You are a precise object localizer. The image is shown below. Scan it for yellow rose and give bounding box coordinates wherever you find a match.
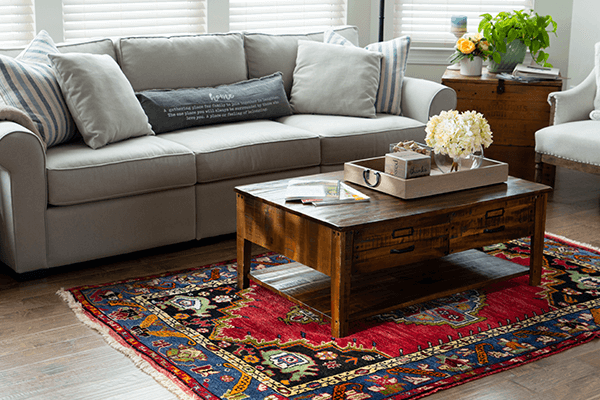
[478,40,490,52]
[456,38,476,54]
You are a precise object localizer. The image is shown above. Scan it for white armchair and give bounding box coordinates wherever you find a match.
[534,68,600,185]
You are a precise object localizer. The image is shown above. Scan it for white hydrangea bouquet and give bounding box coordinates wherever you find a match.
[425,110,493,172]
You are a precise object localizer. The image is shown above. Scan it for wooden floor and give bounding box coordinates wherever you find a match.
[1,167,599,400]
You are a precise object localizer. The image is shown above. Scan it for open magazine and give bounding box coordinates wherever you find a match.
[285,179,369,206]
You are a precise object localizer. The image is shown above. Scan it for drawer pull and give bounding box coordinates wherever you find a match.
[362,169,381,188]
[485,208,505,218]
[484,226,505,234]
[392,227,414,238]
[390,245,415,254]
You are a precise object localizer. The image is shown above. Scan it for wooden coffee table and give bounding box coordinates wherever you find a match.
[235,171,551,337]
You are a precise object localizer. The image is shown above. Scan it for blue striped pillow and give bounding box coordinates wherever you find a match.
[0,31,78,147]
[324,30,411,116]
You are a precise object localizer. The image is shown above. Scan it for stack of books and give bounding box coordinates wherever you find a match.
[511,63,560,80]
[285,179,369,206]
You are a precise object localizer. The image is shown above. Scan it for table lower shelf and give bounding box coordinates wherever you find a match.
[249,249,530,323]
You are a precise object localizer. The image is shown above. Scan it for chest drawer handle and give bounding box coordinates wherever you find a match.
[484,225,505,234]
[362,169,381,188]
[486,208,505,218]
[390,245,415,254]
[392,227,414,238]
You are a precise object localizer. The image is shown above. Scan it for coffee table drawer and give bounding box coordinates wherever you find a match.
[352,235,449,274]
[449,197,535,252]
[353,214,449,251]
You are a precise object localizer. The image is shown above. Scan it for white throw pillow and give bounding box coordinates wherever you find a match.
[290,41,382,118]
[49,53,154,149]
[324,30,411,116]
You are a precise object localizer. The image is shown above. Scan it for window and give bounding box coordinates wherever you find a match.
[229,0,346,33]
[0,0,35,47]
[394,0,534,48]
[62,0,207,41]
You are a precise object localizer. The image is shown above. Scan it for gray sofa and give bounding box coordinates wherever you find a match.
[0,26,456,274]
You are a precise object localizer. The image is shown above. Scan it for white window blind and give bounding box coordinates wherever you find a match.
[63,0,207,41]
[394,0,534,47]
[229,0,346,34]
[0,0,35,47]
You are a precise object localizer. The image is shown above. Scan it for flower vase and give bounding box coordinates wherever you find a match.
[460,57,483,76]
[434,146,484,173]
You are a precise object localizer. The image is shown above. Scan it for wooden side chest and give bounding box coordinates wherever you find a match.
[441,69,562,181]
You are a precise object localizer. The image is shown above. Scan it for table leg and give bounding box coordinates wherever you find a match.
[237,235,252,289]
[529,193,548,286]
[331,231,352,338]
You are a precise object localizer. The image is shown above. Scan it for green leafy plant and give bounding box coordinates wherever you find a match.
[478,9,557,67]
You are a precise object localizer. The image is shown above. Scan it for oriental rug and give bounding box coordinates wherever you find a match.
[58,234,600,400]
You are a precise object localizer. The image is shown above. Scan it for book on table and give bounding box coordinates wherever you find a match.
[285,179,369,206]
[512,64,560,79]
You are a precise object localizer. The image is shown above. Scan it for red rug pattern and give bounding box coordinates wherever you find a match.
[60,234,600,399]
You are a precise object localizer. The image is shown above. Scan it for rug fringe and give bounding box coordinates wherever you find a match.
[545,232,600,253]
[56,289,200,400]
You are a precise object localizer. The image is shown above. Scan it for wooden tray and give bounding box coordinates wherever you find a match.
[344,156,509,199]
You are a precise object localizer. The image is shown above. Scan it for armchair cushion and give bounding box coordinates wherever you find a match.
[548,70,596,125]
[535,121,600,167]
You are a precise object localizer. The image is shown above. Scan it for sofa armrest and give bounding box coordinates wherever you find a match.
[549,69,596,125]
[401,77,457,124]
[0,121,48,274]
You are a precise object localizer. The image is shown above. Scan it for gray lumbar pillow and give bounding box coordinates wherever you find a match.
[49,53,154,149]
[136,72,292,134]
[290,40,382,118]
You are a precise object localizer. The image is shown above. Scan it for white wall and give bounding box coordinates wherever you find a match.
[568,0,600,87]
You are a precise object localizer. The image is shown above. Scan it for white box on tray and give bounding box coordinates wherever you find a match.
[384,150,431,179]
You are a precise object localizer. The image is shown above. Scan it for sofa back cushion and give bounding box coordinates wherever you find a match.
[57,38,117,60]
[0,38,116,59]
[117,33,247,91]
[243,26,359,97]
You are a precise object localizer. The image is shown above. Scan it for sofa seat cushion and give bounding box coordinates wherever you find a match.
[46,136,196,206]
[158,119,320,183]
[535,121,600,166]
[278,114,426,166]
